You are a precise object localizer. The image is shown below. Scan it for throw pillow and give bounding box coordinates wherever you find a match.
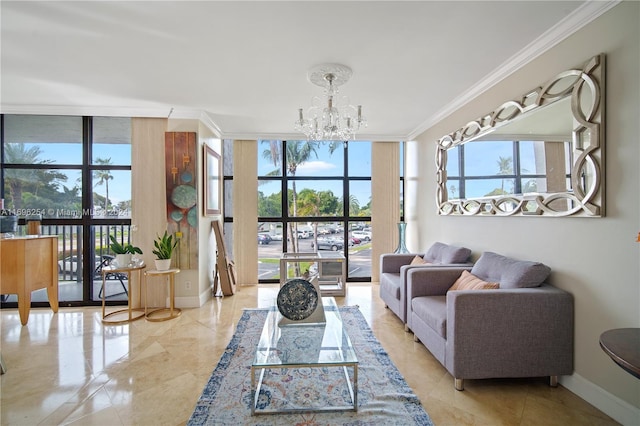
[449,270,499,291]
[410,255,427,265]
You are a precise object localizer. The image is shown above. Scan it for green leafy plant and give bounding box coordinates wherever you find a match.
[109,235,143,255]
[152,231,178,260]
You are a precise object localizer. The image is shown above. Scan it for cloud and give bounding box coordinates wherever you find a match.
[297,161,337,174]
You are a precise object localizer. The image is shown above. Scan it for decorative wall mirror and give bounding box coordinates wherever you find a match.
[436,54,605,217]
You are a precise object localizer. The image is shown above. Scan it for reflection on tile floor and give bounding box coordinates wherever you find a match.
[2,278,129,304]
[0,284,619,425]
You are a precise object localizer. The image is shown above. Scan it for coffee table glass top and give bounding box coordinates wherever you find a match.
[253,297,358,368]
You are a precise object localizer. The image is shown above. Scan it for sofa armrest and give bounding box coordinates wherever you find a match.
[446,284,574,378]
[406,266,472,299]
[380,253,425,274]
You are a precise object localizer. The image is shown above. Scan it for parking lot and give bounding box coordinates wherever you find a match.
[257,234,372,280]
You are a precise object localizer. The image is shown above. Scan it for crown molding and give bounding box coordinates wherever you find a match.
[0,104,224,137]
[407,0,621,141]
[0,104,402,141]
[220,132,405,142]
[0,104,175,118]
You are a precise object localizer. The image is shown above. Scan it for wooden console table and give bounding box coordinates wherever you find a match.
[599,328,640,379]
[0,236,59,325]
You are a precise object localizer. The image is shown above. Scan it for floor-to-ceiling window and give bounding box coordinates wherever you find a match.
[254,140,372,282]
[1,115,133,306]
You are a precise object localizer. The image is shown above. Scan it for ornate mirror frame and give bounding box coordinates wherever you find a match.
[436,54,605,217]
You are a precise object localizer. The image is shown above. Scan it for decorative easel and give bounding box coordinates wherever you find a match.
[211,220,236,296]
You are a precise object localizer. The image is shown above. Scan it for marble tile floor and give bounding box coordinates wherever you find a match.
[1,283,618,425]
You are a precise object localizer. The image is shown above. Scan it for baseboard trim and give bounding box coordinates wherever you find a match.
[174,288,212,308]
[560,373,640,425]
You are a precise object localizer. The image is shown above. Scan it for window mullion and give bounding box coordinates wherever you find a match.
[82,116,92,301]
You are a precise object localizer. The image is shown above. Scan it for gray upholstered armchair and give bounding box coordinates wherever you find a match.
[379,242,472,328]
[407,251,574,390]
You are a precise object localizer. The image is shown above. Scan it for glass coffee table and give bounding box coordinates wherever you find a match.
[251,297,358,415]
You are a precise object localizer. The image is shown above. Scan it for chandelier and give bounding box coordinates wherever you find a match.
[294,63,367,141]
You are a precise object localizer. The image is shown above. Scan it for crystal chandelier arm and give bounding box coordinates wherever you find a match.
[295,63,366,141]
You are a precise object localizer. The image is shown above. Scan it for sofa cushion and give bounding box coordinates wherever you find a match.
[380,273,401,300]
[424,242,471,264]
[410,255,428,265]
[412,296,447,338]
[471,251,551,288]
[449,270,499,291]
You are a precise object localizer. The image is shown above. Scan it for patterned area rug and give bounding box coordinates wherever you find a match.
[188,306,433,425]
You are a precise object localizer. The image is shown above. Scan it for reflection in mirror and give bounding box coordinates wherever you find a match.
[436,54,605,217]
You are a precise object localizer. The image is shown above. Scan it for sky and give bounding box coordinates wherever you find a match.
[23,140,376,209]
[257,141,374,209]
[19,142,132,204]
[446,140,570,198]
[23,138,562,207]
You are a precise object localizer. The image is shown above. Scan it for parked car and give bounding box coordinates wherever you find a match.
[349,236,361,246]
[269,233,283,241]
[312,238,344,251]
[351,230,372,241]
[297,230,309,239]
[257,234,272,245]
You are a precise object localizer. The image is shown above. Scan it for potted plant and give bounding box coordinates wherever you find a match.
[109,235,143,267]
[152,231,177,271]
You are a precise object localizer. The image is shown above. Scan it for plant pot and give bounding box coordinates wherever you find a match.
[115,253,132,268]
[154,259,172,271]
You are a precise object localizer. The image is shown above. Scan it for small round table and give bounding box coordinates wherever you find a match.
[101,263,146,325]
[599,328,640,379]
[144,268,181,322]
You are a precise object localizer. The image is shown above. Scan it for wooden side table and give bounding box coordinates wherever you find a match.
[599,328,640,379]
[144,268,181,322]
[101,263,146,324]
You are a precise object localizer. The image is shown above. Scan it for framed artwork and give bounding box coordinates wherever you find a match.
[204,144,221,216]
[164,132,198,269]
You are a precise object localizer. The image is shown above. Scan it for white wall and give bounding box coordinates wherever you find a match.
[197,122,222,305]
[407,2,639,424]
[132,118,220,308]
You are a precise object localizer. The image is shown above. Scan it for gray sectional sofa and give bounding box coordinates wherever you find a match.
[380,242,472,327]
[407,251,574,390]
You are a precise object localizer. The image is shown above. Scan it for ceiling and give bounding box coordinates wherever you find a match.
[0,1,614,141]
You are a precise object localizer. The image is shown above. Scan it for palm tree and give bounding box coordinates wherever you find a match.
[4,143,53,210]
[93,157,114,213]
[297,189,322,250]
[342,194,360,216]
[496,156,513,194]
[262,140,342,258]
